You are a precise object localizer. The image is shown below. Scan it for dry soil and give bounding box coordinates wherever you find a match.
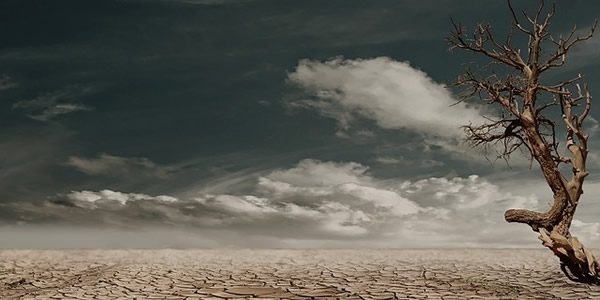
[1,249,599,299]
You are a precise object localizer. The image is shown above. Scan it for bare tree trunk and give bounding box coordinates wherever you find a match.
[503,91,599,283]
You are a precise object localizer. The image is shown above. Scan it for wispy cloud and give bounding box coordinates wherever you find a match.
[376,156,445,168]
[0,74,18,90]
[12,86,93,121]
[28,104,91,121]
[67,153,172,179]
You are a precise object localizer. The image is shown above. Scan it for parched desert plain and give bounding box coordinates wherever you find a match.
[1,249,599,299]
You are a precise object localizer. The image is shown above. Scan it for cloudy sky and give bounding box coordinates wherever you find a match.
[2,0,600,248]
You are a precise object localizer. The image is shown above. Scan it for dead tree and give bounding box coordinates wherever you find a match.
[449,1,599,283]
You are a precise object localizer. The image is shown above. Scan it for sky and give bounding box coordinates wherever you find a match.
[1,0,600,248]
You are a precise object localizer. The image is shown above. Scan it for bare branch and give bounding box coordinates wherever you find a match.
[538,74,584,95]
[578,84,592,124]
[540,21,598,73]
[508,0,533,35]
[455,71,524,117]
[448,18,527,71]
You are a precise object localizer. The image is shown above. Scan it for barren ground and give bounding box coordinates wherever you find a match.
[1,249,599,299]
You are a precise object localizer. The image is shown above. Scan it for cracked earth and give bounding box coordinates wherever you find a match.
[1,249,599,299]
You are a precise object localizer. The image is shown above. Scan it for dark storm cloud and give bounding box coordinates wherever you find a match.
[126,0,258,4]
[1,0,600,247]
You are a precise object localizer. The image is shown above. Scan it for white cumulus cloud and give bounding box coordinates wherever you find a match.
[288,57,485,138]
[66,189,178,208]
[45,159,556,247]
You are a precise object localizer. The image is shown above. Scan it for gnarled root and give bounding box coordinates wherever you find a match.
[538,228,600,284]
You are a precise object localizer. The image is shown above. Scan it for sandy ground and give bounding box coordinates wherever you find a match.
[1,249,599,299]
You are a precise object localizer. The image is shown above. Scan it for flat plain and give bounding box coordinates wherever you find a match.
[1,249,599,299]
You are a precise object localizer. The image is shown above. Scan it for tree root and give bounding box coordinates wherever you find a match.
[538,228,600,284]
